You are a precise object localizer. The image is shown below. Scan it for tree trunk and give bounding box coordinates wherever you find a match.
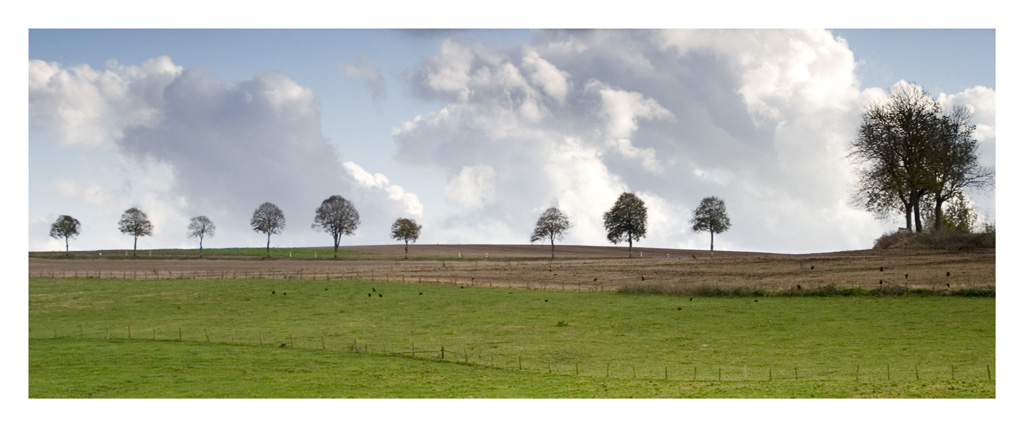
[266,233,271,256]
[404,240,409,259]
[550,233,555,259]
[628,232,633,258]
[913,202,923,233]
[710,231,715,253]
[904,203,913,231]
[933,197,946,232]
[133,235,138,257]
[199,235,204,258]
[65,237,69,255]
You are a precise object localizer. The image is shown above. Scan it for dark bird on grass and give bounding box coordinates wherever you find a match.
[378,294,382,297]
[283,293,286,296]
[368,293,372,297]
[641,275,645,281]
[280,343,286,347]
[545,299,549,302]
[419,292,423,295]
[677,307,682,310]
[946,272,951,277]
[372,288,376,292]
[271,290,275,294]
[754,300,758,302]
[593,278,598,281]
[689,297,693,301]
[797,285,801,290]
[810,266,814,270]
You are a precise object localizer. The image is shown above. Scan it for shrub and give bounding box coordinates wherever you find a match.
[873,229,995,250]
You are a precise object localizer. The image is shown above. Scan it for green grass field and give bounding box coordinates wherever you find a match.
[28,278,995,398]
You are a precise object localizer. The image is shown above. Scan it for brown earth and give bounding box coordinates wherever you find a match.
[28,244,995,292]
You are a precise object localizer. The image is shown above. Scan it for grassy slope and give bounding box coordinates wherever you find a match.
[28,278,995,398]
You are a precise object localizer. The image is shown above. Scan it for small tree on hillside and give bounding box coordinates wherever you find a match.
[690,196,731,254]
[530,207,571,259]
[603,192,648,258]
[390,218,422,259]
[312,195,360,259]
[251,202,286,256]
[118,207,154,257]
[49,215,81,256]
[187,216,216,257]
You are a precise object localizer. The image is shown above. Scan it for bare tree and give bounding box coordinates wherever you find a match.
[312,195,359,259]
[530,207,571,259]
[251,202,286,256]
[187,216,216,257]
[118,207,154,257]
[603,192,647,258]
[49,215,81,256]
[690,196,732,254]
[390,218,422,259]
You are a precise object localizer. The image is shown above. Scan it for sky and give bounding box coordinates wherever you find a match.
[25,27,998,254]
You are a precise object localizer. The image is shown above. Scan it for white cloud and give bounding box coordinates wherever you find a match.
[395,30,900,252]
[445,164,497,209]
[343,161,424,217]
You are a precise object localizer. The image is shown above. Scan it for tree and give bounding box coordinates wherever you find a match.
[924,104,994,231]
[49,215,81,256]
[690,196,732,254]
[118,207,154,257]
[850,82,993,233]
[311,195,359,259]
[251,202,286,256]
[390,218,422,259]
[187,216,216,257]
[603,192,647,258]
[850,82,940,232]
[530,207,571,258]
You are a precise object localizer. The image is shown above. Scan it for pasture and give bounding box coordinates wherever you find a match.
[29,273,995,398]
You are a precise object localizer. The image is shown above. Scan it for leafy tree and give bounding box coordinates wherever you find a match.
[850,82,993,233]
[118,207,154,257]
[49,215,81,256]
[187,216,216,257]
[924,104,993,231]
[850,82,940,232]
[690,196,731,253]
[390,218,422,259]
[530,207,571,258]
[312,195,359,259]
[251,202,286,256]
[603,192,647,258]
[922,190,980,234]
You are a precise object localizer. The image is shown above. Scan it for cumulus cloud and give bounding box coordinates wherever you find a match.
[393,29,912,252]
[30,57,423,249]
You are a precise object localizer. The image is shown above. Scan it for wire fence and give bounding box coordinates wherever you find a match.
[31,325,995,384]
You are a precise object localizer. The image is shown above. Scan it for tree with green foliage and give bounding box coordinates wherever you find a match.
[118,207,153,257]
[312,195,359,259]
[603,192,647,258]
[850,82,993,233]
[530,207,571,259]
[251,202,286,256]
[187,216,216,257]
[49,215,81,256]
[390,218,422,259]
[690,196,731,254]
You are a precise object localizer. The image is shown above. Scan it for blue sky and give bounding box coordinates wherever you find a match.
[26,28,998,254]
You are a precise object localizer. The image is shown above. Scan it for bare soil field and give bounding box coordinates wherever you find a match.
[29,244,995,292]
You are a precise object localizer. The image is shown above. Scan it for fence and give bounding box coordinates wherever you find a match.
[31,324,995,384]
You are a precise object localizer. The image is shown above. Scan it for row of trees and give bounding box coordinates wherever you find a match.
[50,193,729,259]
[531,193,731,258]
[49,195,423,259]
[850,83,993,233]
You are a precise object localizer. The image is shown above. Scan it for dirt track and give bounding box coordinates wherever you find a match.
[28,244,995,291]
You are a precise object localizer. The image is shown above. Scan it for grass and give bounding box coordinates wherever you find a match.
[29,278,995,398]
